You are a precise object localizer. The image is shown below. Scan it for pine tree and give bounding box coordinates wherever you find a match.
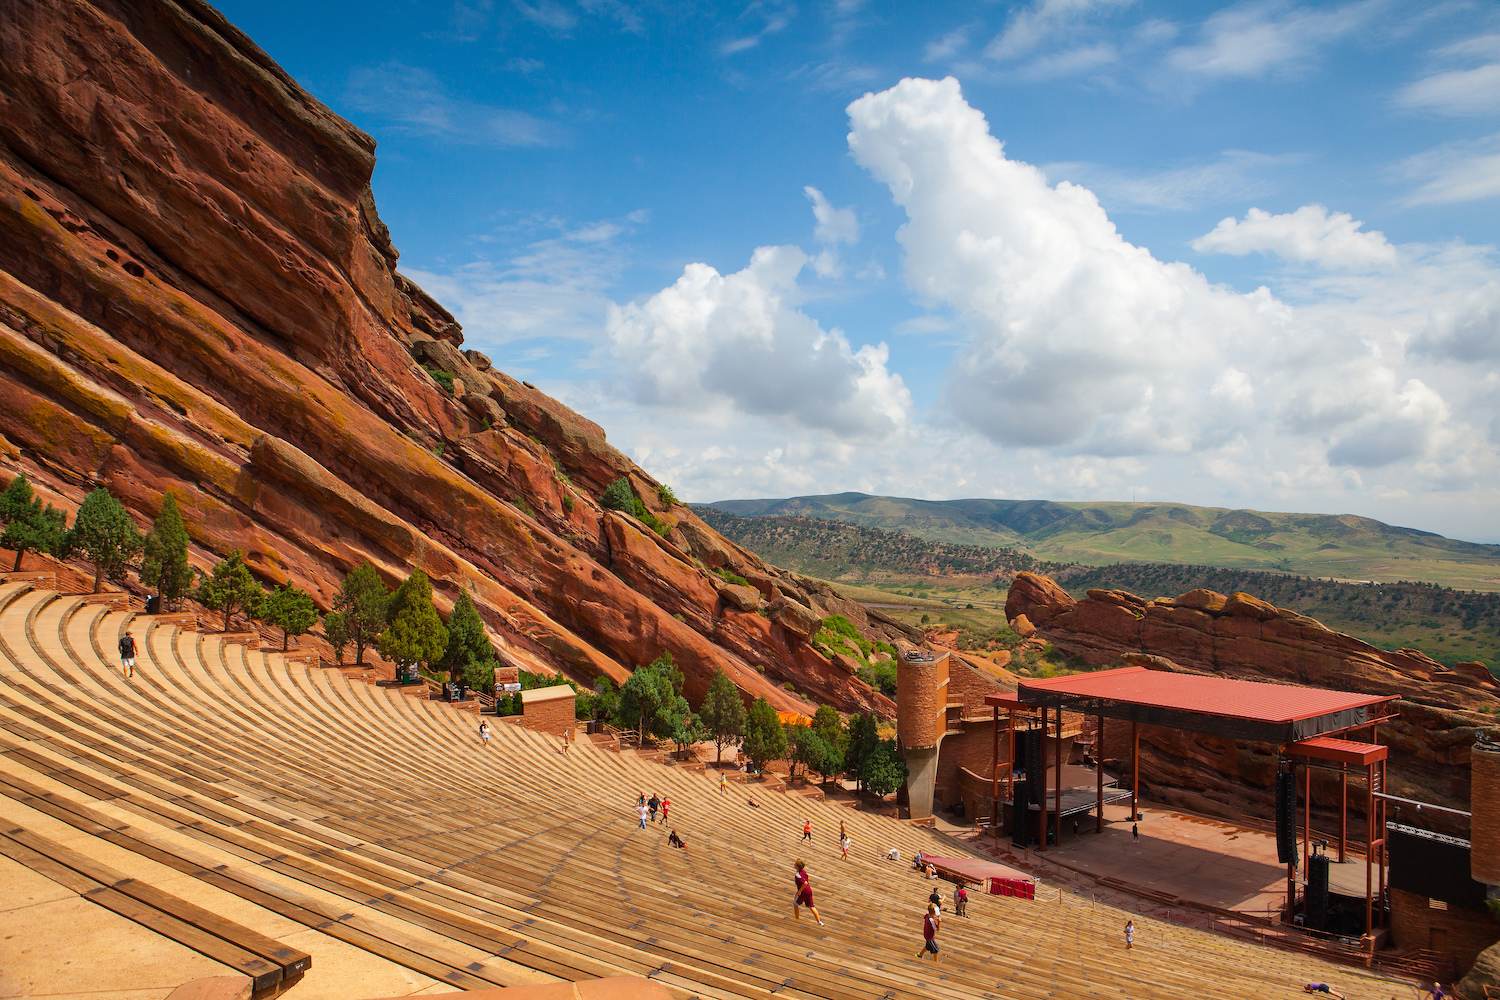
[863,738,909,798]
[616,652,679,742]
[67,487,143,593]
[438,589,495,690]
[196,550,266,632]
[323,611,350,665]
[0,474,68,572]
[742,696,786,772]
[333,562,389,666]
[844,713,879,794]
[699,668,748,765]
[378,569,447,672]
[140,494,193,609]
[262,583,319,651]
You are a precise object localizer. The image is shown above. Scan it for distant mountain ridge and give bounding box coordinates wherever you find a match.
[704,493,1500,590]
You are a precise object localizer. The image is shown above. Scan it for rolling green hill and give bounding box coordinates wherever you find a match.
[695,508,1068,582]
[706,493,1500,590]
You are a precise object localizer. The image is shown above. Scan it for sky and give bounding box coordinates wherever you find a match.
[216,0,1500,542]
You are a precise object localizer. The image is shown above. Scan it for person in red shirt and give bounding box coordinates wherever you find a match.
[915,903,940,961]
[801,819,812,843]
[792,859,823,926]
[660,796,671,825]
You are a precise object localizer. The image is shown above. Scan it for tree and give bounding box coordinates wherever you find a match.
[863,738,909,798]
[844,713,880,794]
[600,477,636,513]
[196,550,266,632]
[333,562,389,666]
[812,704,843,749]
[616,652,681,742]
[323,611,350,665]
[699,668,748,765]
[667,697,704,755]
[139,493,193,609]
[438,590,496,691]
[67,487,142,592]
[0,473,68,572]
[787,726,839,784]
[582,676,619,722]
[262,583,319,651]
[742,696,786,772]
[378,569,447,672]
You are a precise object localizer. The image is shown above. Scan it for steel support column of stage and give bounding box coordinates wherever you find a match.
[1054,704,1063,850]
[991,703,999,837]
[1040,708,1049,852]
[1131,721,1139,824]
[1096,714,1105,835]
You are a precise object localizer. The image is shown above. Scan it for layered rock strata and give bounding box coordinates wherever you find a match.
[0,0,903,716]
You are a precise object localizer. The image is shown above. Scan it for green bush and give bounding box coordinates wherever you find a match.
[857,661,898,697]
[600,477,635,513]
[716,567,751,587]
[655,483,679,506]
[424,367,455,396]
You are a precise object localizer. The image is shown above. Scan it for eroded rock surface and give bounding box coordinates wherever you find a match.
[0,0,894,716]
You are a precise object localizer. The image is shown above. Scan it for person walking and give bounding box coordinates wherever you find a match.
[1124,919,1134,950]
[637,801,650,830]
[839,833,852,861]
[954,883,968,917]
[914,903,940,961]
[561,728,570,755]
[648,792,661,824]
[1132,822,1140,844]
[792,859,823,926]
[660,796,671,825]
[478,721,490,749]
[118,632,137,678]
[801,819,812,843]
[719,772,730,795]
[928,886,943,916]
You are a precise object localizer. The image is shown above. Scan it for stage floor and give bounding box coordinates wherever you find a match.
[1036,801,1371,921]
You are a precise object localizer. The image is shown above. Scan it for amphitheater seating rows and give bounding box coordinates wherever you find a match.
[0,581,1413,999]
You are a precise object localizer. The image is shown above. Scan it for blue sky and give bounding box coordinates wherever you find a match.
[218,0,1500,541]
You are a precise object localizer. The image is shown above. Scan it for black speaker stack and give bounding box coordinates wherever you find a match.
[1023,727,1043,782]
[1275,767,1297,866]
[1011,780,1032,846]
[1306,850,1330,929]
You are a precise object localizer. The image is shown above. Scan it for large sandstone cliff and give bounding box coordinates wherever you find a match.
[0,0,906,716]
[1006,572,1499,827]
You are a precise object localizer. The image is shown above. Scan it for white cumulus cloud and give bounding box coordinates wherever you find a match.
[843,76,1472,471]
[1191,205,1396,270]
[803,186,860,277]
[605,246,910,438]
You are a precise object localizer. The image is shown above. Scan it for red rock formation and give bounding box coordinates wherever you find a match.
[1007,572,1499,825]
[0,0,903,718]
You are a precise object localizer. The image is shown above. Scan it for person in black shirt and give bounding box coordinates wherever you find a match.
[118,633,137,678]
[928,887,943,915]
[648,793,660,823]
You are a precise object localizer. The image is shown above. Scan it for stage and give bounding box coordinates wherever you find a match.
[993,799,1373,925]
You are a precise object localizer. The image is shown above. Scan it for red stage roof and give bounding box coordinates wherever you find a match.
[1017,666,1398,744]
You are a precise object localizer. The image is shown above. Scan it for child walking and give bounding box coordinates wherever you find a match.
[1124,919,1134,950]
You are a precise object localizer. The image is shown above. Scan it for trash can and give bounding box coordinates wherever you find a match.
[145,594,161,615]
